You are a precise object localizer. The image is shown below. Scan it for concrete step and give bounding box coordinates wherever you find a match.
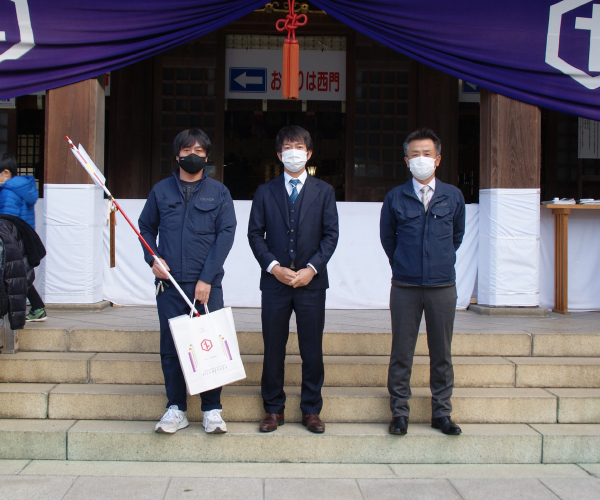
[0,352,92,384]
[0,419,75,460]
[17,328,535,356]
[0,418,543,463]
[532,333,600,357]
[509,357,600,388]
[3,418,599,464]
[545,389,600,423]
[0,352,516,387]
[1,384,570,424]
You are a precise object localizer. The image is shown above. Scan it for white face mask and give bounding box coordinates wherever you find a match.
[281,149,307,173]
[408,156,436,181]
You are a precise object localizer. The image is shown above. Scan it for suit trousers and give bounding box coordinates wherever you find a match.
[388,284,457,418]
[261,286,326,415]
[156,281,223,412]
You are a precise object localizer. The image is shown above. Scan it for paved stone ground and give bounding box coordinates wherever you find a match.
[24,306,600,334]
[0,461,599,499]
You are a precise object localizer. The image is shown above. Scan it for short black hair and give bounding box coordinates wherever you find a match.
[173,129,211,158]
[275,125,313,153]
[0,153,18,178]
[403,128,442,157]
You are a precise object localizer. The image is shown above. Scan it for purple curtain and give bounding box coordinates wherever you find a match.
[0,0,599,118]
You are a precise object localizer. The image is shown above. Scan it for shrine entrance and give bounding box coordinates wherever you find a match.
[223,99,346,200]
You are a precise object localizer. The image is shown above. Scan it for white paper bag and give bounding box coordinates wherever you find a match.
[168,303,246,395]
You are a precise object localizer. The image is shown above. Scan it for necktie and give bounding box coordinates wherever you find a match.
[421,185,430,213]
[289,178,299,203]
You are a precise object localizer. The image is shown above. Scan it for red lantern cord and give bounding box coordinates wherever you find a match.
[276,2,307,100]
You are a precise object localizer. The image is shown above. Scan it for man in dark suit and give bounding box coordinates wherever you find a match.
[248,125,339,434]
[380,128,465,436]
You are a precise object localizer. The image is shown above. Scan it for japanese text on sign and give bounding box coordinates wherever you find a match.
[225,48,346,101]
[270,71,340,93]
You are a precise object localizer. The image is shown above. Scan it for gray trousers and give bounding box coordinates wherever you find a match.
[388,284,457,418]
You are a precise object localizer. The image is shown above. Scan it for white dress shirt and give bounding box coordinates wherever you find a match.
[284,169,308,196]
[267,169,317,275]
[413,176,436,205]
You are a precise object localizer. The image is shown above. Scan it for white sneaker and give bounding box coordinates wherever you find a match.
[203,409,227,434]
[155,405,189,434]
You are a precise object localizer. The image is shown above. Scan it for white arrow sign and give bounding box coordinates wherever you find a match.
[234,72,263,88]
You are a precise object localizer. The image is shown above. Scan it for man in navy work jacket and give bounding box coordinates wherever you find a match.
[380,128,465,437]
[248,125,339,434]
[139,128,236,435]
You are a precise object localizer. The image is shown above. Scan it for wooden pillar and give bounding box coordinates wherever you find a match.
[480,89,540,189]
[552,208,569,314]
[478,89,542,307]
[42,78,106,305]
[45,77,105,183]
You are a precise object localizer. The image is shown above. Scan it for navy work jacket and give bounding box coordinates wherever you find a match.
[380,178,465,286]
[138,171,236,285]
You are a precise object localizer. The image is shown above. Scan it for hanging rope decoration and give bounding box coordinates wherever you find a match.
[275,2,307,100]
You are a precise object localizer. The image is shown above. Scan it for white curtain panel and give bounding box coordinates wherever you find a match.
[478,189,540,307]
[32,189,600,311]
[100,200,479,310]
[41,184,104,303]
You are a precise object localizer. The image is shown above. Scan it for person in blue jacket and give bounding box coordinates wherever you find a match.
[380,128,465,437]
[138,129,237,435]
[0,154,46,322]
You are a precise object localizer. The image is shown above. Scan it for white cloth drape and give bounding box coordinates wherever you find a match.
[478,189,540,307]
[31,192,600,311]
[100,200,479,310]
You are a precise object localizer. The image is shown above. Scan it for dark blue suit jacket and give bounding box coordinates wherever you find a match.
[248,173,339,291]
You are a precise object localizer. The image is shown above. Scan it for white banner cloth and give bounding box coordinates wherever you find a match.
[101,200,479,310]
[478,189,540,306]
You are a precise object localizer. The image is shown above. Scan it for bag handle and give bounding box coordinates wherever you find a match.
[189,299,210,318]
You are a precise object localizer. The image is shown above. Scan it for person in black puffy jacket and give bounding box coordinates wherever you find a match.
[0,218,31,330]
[0,154,46,322]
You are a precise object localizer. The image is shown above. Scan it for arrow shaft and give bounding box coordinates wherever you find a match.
[64,136,200,316]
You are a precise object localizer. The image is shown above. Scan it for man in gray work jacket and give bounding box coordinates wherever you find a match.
[139,128,236,435]
[380,128,465,436]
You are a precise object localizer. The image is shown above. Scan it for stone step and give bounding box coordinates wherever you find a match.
[0,419,537,463]
[4,352,600,388]
[20,327,600,357]
[5,418,600,465]
[0,352,92,384]
[17,328,534,356]
[509,357,600,388]
[1,383,573,424]
[65,421,546,464]
[3,419,599,464]
[0,352,516,388]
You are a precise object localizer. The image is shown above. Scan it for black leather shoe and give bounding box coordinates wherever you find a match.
[389,416,408,435]
[431,416,462,435]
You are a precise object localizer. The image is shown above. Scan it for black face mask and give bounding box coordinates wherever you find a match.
[178,153,206,174]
